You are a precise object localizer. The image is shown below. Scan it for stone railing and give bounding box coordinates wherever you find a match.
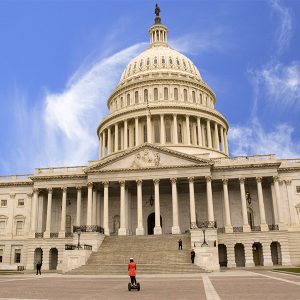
[0,174,31,181]
[233,227,243,233]
[268,224,279,231]
[50,232,59,238]
[251,226,261,232]
[214,154,276,165]
[194,221,217,229]
[65,232,74,238]
[35,166,86,175]
[65,244,92,251]
[35,232,44,238]
[73,225,104,234]
[217,227,225,233]
[280,158,300,164]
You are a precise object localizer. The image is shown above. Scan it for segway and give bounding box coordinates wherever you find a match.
[128,282,140,291]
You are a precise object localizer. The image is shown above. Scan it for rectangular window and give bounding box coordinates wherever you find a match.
[16,221,23,236]
[0,221,5,232]
[1,200,7,207]
[18,199,24,207]
[0,249,3,263]
[296,186,300,194]
[14,249,21,263]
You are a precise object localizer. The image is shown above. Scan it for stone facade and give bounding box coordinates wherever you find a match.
[0,8,300,272]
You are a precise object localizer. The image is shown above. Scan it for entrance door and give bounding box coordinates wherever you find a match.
[49,248,58,270]
[147,213,162,235]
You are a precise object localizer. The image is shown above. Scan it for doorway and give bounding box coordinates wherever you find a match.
[252,242,263,266]
[49,248,58,270]
[34,248,43,269]
[147,213,162,235]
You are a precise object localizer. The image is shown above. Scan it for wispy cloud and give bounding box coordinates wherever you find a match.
[271,0,293,54]
[229,118,300,158]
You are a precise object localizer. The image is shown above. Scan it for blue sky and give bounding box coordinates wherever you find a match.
[0,0,299,175]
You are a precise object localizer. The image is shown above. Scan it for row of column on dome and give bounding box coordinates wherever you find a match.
[28,176,296,237]
[100,115,228,157]
[109,86,214,111]
[218,241,289,267]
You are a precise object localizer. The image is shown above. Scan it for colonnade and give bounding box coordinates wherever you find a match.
[99,114,228,157]
[29,175,289,237]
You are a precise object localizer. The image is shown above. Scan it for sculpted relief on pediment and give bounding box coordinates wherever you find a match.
[131,149,160,168]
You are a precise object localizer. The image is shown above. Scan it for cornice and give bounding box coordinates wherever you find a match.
[213,162,281,171]
[30,174,87,181]
[279,167,300,172]
[0,181,33,187]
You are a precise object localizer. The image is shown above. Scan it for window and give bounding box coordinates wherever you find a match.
[165,120,172,143]
[147,58,150,66]
[154,57,158,65]
[127,94,130,106]
[120,97,123,108]
[139,60,143,68]
[144,89,148,103]
[18,199,24,207]
[1,200,7,207]
[192,91,196,103]
[143,125,147,143]
[66,215,71,233]
[178,123,183,143]
[154,88,158,101]
[162,56,165,64]
[164,87,168,100]
[183,89,188,102]
[0,221,5,233]
[169,57,173,65]
[174,88,178,101]
[0,249,3,263]
[14,249,21,263]
[296,186,300,194]
[16,221,23,236]
[154,120,160,143]
[135,91,139,104]
[200,93,203,104]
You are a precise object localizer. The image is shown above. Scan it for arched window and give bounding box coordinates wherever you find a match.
[162,56,165,64]
[127,94,130,106]
[154,88,158,101]
[178,123,183,143]
[174,88,178,101]
[147,58,150,66]
[183,89,188,102]
[200,93,202,104]
[143,124,147,143]
[144,89,148,102]
[135,91,139,104]
[154,57,158,65]
[165,120,172,143]
[164,87,168,100]
[120,96,123,107]
[154,120,160,143]
[192,91,196,103]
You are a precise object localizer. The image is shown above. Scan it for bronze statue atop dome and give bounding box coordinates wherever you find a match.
[155,3,160,17]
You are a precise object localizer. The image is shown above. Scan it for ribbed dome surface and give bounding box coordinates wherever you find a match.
[120,45,202,83]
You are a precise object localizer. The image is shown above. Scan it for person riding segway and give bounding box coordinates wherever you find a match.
[128,258,140,291]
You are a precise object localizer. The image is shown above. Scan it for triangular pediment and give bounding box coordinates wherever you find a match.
[86,143,212,173]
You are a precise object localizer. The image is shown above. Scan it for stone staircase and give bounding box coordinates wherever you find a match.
[67,234,205,275]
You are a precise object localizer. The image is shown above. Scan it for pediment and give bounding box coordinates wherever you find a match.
[86,143,212,173]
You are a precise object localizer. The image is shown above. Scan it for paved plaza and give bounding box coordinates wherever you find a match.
[0,270,299,300]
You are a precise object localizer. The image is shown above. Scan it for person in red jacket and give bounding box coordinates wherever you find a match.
[128,258,137,286]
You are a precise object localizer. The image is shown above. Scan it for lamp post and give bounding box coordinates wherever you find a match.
[77,228,81,249]
[201,229,208,247]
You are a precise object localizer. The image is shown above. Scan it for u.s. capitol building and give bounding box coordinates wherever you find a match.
[0,7,299,272]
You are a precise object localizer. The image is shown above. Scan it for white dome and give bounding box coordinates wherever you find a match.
[120,45,202,83]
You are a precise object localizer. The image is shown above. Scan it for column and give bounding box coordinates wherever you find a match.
[136,180,144,235]
[103,181,110,235]
[103,130,106,157]
[147,115,152,143]
[227,245,236,268]
[114,123,119,152]
[185,115,190,144]
[160,114,165,144]
[256,177,268,231]
[270,183,279,224]
[154,179,162,234]
[206,176,215,223]
[239,178,251,232]
[118,181,127,235]
[286,180,297,227]
[171,178,180,234]
[107,127,111,155]
[188,177,197,229]
[30,189,38,234]
[197,117,202,146]
[262,242,274,266]
[135,117,139,146]
[45,188,53,238]
[222,179,233,233]
[224,129,229,155]
[214,122,220,151]
[173,114,178,144]
[59,186,67,237]
[273,176,285,229]
[206,119,212,148]
[124,120,128,150]
[76,186,82,226]
[220,127,225,154]
[92,189,97,225]
[87,182,93,226]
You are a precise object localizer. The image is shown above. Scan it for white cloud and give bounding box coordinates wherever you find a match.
[271,0,293,54]
[229,118,300,158]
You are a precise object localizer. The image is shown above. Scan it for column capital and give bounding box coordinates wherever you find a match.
[27,193,33,198]
[119,180,125,187]
[188,177,194,183]
[222,178,229,184]
[135,116,138,121]
[173,114,177,118]
[239,177,246,184]
[76,186,82,191]
[256,177,262,183]
[153,178,160,185]
[87,182,93,188]
[285,179,292,185]
[9,193,16,199]
[205,176,212,182]
[33,188,39,193]
[160,114,164,118]
[61,186,67,192]
[273,175,280,182]
[185,114,189,119]
[47,187,53,192]
[102,181,109,187]
[170,177,177,184]
[136,179,142,186]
